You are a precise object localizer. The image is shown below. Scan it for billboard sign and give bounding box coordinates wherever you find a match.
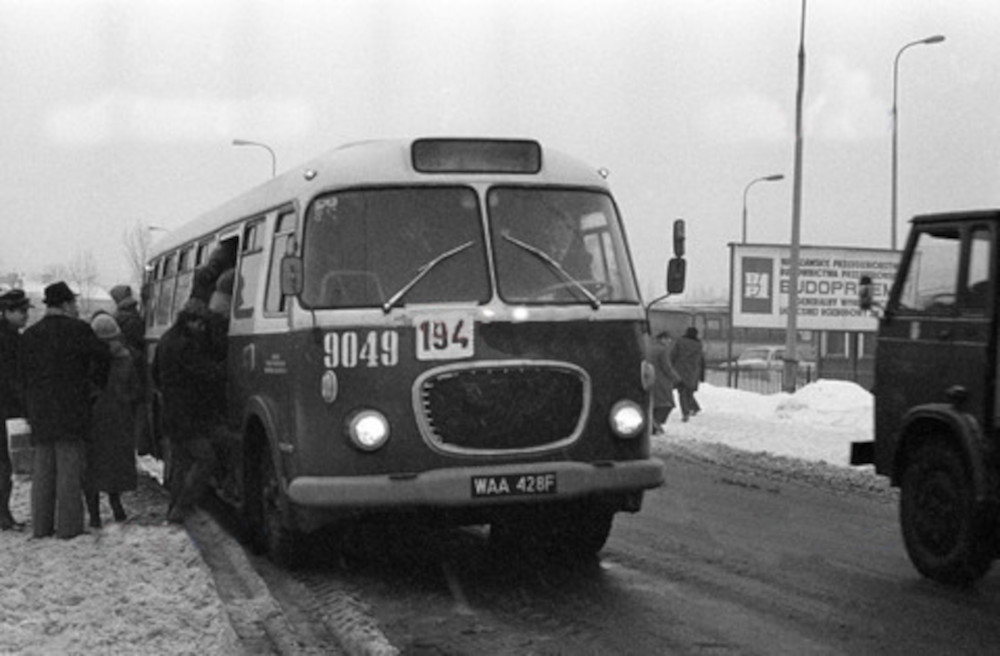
[730,244,901,331]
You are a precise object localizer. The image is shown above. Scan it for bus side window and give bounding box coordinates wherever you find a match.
[171,246,195,321]
[265,210,297,315]
[155,253,177,326]
[234,219,265,320]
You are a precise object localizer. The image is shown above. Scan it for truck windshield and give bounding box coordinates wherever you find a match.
[488,187,640,304]
[301,187,490,308]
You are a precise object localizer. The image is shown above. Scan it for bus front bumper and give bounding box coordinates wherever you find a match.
[287,458,665,509]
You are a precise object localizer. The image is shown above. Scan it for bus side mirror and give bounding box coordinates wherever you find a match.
[666,258,686,294]
[281,255,304,296]
[672,219,685,257]
[858,275,874,310]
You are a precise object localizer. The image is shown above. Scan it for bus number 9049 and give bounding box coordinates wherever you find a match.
[324,330,399,368]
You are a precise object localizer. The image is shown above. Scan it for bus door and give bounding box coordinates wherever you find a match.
[876,222,994,459]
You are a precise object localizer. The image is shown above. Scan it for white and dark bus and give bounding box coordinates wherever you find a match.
[144,137,685,563]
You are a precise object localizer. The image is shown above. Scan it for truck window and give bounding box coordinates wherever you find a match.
[895,228,961,314]
[962,227,991,314]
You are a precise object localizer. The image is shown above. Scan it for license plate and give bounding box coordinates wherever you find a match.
[471,472,557,498]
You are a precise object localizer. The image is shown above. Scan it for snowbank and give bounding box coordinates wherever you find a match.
[0,474,239,655]
[657,380,874,466]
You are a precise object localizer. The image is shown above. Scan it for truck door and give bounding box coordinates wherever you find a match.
[875,222,994,467]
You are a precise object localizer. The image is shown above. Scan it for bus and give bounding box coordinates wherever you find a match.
[144,137,685,563]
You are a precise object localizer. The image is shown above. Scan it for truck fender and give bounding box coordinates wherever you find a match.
[895,403,997,507]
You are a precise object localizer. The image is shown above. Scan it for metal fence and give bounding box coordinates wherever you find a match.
[705,364,872,394]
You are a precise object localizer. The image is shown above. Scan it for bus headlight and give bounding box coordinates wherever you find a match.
[346,409,390,452]
[609,400,644,439]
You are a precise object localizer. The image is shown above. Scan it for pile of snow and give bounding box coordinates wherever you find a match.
[657,379,874,467]
[0,475,238,655]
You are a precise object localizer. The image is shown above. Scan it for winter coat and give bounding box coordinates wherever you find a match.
[152,319,225,441]
[114,305,149,391]
[670,335,704,391]
[21,313,110,444]
[650,338,679,410]
[0,318,24,420]
[85,341,139,494]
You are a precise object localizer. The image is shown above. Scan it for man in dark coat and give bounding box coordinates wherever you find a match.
[21,281,110,539]
[670,326,705,422]
[153,300,224,523]
[0,289,32,530]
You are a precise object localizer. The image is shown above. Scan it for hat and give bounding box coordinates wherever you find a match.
[91,314,122,341]
[0,289,32,311]
[43,281,77,307]
[109,284,134,307]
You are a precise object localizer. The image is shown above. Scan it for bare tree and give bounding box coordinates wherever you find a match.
[43,250,102,316]
[122,220,153,288]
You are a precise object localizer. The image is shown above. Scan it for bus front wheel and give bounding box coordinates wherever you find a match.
[899,441,995,585]
[490,501,615,561]
[246,447,303,567]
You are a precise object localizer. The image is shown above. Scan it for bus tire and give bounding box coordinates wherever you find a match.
[899,441,995,585]
[247,447,304,567]
[490,502,614,561]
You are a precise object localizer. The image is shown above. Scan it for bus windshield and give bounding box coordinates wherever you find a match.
[489,187,639,304]
[302,187,491,308]
[301,185,640,309]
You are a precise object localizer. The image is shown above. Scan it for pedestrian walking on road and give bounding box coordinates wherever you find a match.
[84,314,140,528]
[671,326,705,422]
[0,289,32,530]
[152,300,224,524]
[650,331,680,433]
[21,281,110,539]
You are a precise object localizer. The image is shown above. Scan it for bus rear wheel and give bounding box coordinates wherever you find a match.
[899,441,995,585]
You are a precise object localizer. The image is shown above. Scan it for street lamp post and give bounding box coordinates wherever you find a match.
[891,34,945,251]
[232,139,277,178]
[741,174,785,244]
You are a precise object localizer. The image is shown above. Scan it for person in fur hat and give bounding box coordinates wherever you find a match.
[84,314,140,528]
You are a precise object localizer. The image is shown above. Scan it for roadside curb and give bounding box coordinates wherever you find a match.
[184,510,309,655]
[182,506,400,656]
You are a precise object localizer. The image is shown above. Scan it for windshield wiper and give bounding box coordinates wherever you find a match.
[502,234,600,309]
[382,240,475,313]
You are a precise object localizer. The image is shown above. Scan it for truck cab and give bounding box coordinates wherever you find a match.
[852,209,1000,584]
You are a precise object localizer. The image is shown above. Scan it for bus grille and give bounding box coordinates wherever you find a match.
[418,365,586,454]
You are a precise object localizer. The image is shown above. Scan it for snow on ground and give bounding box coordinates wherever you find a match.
[0,472,238,655]
[0,379,875,653]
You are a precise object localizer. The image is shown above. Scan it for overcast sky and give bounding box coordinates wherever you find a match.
[1,0,997,298]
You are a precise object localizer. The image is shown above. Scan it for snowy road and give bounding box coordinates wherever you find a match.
[311,440,1000,655]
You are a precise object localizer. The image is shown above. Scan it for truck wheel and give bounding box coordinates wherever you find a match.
[899,442,994,585]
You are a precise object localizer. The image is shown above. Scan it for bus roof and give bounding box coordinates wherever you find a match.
[149,138,612,258]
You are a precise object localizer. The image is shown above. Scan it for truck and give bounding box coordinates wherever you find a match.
[851,209,999,585]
